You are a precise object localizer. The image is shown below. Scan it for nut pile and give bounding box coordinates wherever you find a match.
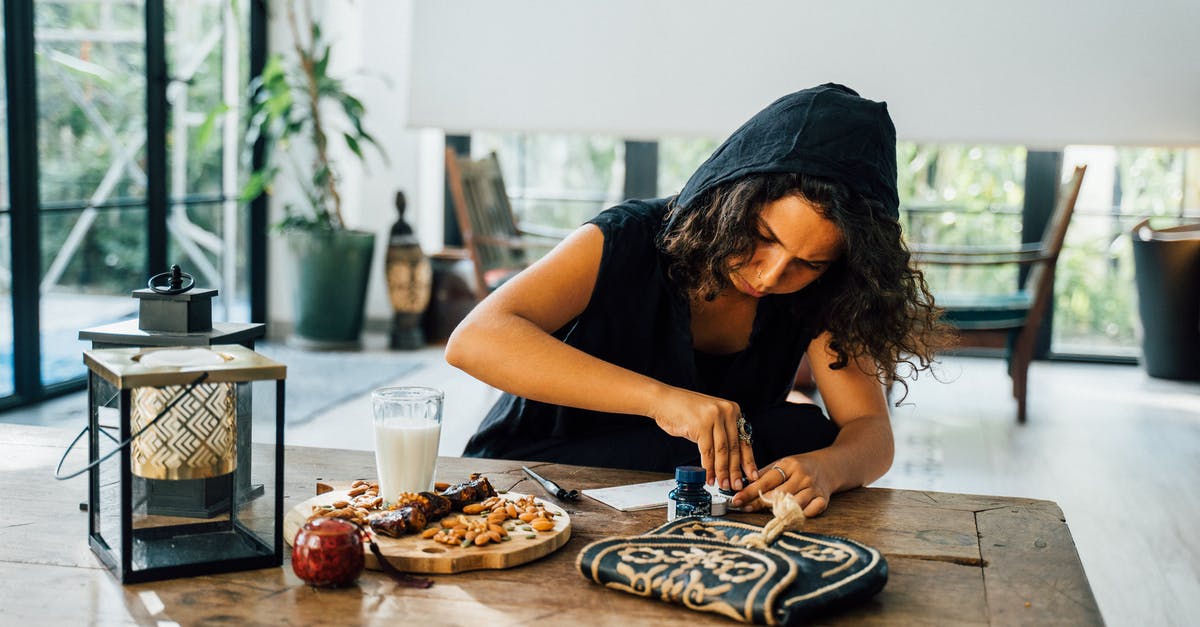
[428,494,559,548]
[307,481,560,549]
[309,479,383,527]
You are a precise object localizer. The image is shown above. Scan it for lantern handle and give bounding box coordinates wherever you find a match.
[147,265,196,295]
[53,372,210,481]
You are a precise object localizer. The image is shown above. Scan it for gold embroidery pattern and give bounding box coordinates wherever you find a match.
[678,521,733,543]
[670,519,875,592]
[592,541,790,624]
[798,545,850,563]
[579,519,886,623]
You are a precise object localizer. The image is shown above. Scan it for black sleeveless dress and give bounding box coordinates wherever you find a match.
[462,199,838,472]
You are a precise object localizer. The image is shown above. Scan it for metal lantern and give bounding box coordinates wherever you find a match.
[83,344,285,583]
[79,265,265,517]
[385,190,433,349]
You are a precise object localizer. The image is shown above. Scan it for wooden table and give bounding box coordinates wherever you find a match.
[0,423,1101,625]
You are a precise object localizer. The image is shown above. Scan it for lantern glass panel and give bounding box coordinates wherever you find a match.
[84,345,284,582]
[89,370,123,564]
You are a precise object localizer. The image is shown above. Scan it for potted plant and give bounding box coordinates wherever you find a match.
[243,2,382,348]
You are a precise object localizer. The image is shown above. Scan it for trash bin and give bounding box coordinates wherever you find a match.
[1131,219,1200,380]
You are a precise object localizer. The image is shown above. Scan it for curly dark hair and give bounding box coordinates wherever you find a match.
[659,172,952,396]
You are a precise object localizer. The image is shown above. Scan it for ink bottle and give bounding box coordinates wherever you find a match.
[667,466,712,521]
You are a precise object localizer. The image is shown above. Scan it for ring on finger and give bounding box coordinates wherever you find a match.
[771,465,788,482]
[736,413,753,444]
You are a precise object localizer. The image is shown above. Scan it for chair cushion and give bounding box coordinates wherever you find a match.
[937,291,1032,330]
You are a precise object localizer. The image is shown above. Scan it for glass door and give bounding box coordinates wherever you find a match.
[1,5,11,398]
[164,0,252,323]
[1,0,259,408]
[36,0,149,387]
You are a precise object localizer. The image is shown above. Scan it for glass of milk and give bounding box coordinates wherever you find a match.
[371,386,443,504]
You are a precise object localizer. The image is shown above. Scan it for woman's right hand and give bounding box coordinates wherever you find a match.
[650,388,760,491]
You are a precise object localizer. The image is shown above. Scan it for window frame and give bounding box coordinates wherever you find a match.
[0,0,267,410]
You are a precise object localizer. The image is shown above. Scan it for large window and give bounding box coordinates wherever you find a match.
[1055,146,1200,357]
[163,0,252,323]
[36,0,150,386]
[470,132,625,231]
[897,144,1028,298]
[474,131,1196,362]
[657,137,719,196]
[2,0,260,408]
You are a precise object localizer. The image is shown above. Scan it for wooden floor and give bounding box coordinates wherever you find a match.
[876,355,1200,627]
[5,335,1197,626]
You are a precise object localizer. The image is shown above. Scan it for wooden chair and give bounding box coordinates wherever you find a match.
[912,165,1087,423]
[444,149,561,295]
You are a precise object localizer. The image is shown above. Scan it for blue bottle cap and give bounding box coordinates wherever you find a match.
[675,465,706,484]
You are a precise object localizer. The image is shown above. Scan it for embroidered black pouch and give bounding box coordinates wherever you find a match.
[576,518,887,625]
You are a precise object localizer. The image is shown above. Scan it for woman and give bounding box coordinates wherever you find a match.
[446,84,947,516]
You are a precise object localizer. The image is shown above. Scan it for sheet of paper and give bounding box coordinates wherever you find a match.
[582,479,725,512]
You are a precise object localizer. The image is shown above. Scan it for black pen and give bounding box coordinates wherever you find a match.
[522,466,580,502]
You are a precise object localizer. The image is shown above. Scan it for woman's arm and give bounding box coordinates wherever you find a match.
[732,330,894,515]
[445,225,757,490]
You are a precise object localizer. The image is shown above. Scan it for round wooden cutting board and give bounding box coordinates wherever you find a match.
[284,490,571,574]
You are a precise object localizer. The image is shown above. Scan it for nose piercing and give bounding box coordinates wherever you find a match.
[756,269,762,280]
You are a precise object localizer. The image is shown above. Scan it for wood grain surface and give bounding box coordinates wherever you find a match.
[284,488,570,573]
[0,424,1102,625]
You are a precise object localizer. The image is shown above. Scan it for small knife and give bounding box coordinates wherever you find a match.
[522,466,580,502]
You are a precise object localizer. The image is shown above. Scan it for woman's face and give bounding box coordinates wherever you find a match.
[727,194,845,298]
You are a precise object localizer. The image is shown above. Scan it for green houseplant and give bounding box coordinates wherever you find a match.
[243,2,382,348]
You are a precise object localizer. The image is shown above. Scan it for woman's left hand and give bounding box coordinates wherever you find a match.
[731,452,834,517]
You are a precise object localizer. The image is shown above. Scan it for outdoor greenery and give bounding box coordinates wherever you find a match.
[35,1,146,293]
[3,0,252,389]
[29,0,242,296]
[897,144,1027,297]
[1055,148,1199,353]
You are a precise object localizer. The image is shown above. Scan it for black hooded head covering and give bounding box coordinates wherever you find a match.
[674,83,898,220]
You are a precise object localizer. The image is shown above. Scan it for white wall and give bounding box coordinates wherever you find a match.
[407,0,1200,146]
[267,1,441,332]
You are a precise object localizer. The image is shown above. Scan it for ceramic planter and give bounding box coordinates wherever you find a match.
[287,229,376,349]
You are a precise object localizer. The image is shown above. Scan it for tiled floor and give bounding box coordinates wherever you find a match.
[5,336,1197,626]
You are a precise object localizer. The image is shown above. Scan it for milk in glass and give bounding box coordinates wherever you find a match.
[371,386,444,505]
[373,417,441,502]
